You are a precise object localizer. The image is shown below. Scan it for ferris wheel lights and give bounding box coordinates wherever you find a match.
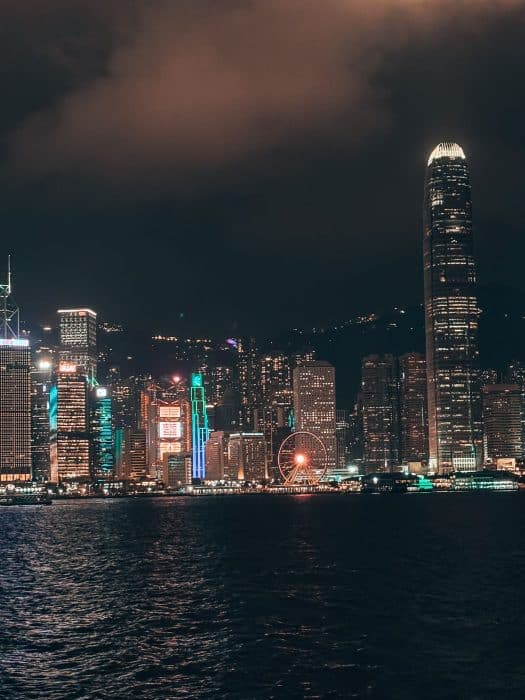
[278,432,328,485]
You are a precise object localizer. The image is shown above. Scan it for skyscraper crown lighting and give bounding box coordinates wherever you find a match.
[427,142,466,166]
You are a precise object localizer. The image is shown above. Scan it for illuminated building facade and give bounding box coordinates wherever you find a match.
[237,337,260,429]
[255,352,293,471]
[424,142,482,473]
[361,355,399,472]
[150,393,191,480]
[139,383,153,466]
[50,364,90,482]
[205,363,238,432]
[112,376,140,430]
[117,429,148,480]
[259,353,291,405]
[58,308,97,380]
[0,261,31,482]
[482,384,522,462]
[228,432,267,481]
[91,386,114,477]
[162,453,189,488]
[139,378,189,478]
[205,431,227,481]
[399,353,428,464]
[292,361,337,472]
[0,339,32,482]
[191,373,210,480]
[31,346,55,481]
[206,364,235,406]
[335,409,350,469]
[506,361,525,457]
[347,400,364,462]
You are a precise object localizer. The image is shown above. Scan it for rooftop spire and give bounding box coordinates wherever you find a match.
[0,256,20,339]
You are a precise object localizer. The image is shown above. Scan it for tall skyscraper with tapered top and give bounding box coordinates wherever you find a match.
[424,142,482,473]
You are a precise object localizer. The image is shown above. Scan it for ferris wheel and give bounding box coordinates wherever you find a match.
[277,431,328,485]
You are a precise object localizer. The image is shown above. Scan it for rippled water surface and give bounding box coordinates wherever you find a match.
[1,494,525,698]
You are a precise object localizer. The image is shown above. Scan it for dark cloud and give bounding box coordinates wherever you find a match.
[7,0,382,186]
[7,0,522,189]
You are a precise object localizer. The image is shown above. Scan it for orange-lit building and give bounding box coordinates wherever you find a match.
[50,363,90,482]
[141,381,191,481]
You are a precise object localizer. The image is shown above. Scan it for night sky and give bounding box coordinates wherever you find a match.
[1,1,525,337]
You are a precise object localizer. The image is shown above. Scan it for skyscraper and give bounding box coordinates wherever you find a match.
[424,142,482,473]
[399,353,428,464]
[255,352,293,470]
[227,432,267,482]
[31,346,55,482]
[361,355,399,472]
[335,409,350,469]
[142,380,191,481]
[191,372,209,480]
[347,399,364,463]
[259,353,292,406]
[58,308,97,380]
[0,339,31,483]
[506,361,525,456]
[205,431,227,481]
[117,428,148,481]
[90,386,114,477]
[162,453,188,488]
[206,364,235,406]
[482,384,522,463]
[112,375,143,431]
[293,361,337,472]
[237,337,260,430]
[50,364,90,482]
[0,260,31,483]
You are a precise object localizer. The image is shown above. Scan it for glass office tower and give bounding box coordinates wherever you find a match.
[0,260,31,482]
[424,142,482,473]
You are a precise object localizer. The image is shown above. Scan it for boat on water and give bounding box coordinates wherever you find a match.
[0,493,52,506]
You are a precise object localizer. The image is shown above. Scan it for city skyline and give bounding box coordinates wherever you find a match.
[2,138,525,484]
[2,6,525,698]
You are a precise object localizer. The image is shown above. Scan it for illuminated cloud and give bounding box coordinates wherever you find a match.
[6,0,524,189]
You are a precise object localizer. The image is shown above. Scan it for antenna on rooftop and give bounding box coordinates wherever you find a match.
[0,256,20,339]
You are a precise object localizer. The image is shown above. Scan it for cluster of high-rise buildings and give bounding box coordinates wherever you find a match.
[1,142,524,487]
[359,142,524,475]
[0,283,340,486]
